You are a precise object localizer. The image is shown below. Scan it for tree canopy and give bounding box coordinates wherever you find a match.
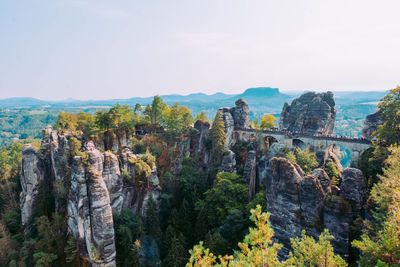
[260,114,276,129]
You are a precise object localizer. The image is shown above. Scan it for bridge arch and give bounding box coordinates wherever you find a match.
[293,138,307,150]
[264,136,278,148]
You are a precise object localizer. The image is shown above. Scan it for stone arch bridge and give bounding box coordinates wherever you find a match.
[234,128,371,165]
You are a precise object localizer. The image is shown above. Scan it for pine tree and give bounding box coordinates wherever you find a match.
[352,146,400,266]
[144,196,161,242]
[163,233,187,267]
[210,110,226,165]
[286,230,347,267]
[194,208,209,242]
[150,96,167,125]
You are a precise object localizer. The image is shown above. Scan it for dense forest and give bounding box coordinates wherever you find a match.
[0,87,399,267]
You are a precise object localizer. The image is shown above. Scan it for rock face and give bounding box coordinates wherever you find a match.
[20,144,44,227]
[266,157,364,259]
[218,98,250,148]
[20,125,164,266]
[218,107,235,148]
[102,151,123,213]
[219,150,237,173]
[362,110,383,139]
[339,168,366,217]
[243,150,257,200]
[67,142,116,266]
[323,196,352,258]
[233,98,250,129]
[279,92,336,135]
[258,143,287,186]
[193,120,210,158]
[311,168,331,194]
[300,175,326,238]
[266,157,308,256]
[324,144,344,172]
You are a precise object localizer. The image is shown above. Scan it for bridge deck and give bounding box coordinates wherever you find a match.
[236,128,371,145]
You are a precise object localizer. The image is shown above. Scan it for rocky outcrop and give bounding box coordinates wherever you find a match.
[323,196,352,259]
[243,150,257,200]
[119,148,162,215]
[300,175,326,237]
[218,107,235,148]
[324,144,343,172]
[102,151,123,213]
[266,157,308,256]
[279,91,336,135]
[266,156,363,259]
[20,144,44,227]
[311,168,331,194]
[67,156,91,262]
[362,110,383,139]
[233,98,250,129]
[67,142,116,266]
[219,150,236,173]
[258,143,287,186]
[171,137,191,175]
[339,168,366,217]
[91,129,134,153]
[219,98,250,148]
[193,120,210,156]
[21,124,165,266]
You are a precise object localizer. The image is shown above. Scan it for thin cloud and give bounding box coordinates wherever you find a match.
[94,7,127,18]
[62,0,127,18]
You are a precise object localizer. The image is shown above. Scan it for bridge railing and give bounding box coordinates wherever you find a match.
[235,127,371,144]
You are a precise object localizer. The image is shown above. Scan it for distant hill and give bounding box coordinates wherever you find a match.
[0,87,385,119]
[0,87,388,146]
[333,91,388,105]
[0,97,48,108]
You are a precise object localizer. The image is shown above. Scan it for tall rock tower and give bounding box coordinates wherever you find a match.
[279,91,336,135]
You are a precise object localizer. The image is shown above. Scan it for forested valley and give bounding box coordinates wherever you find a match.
[0,87,399,267]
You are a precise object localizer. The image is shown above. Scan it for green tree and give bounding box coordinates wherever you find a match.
[76,111,98,137]
[187,205,282,266]
[285,230,347,267]
[95,110,112,131]
[286,147,319,174]
[33,252,58,267]
[150,96,167,125]
[163,232,188,267]
[198,172,248,228]
[134,103,142,114]
[352,146,400,266]
[114,209,142,266]
[195,111,210,124]
[210,110,226,164]
[144,196,161,241]
[55,112,78,131]
[375,86,400,146]
[161,103,194,134]
[324,161,341,186]
[34,213,68,265]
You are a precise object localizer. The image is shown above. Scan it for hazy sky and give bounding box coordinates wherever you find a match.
[1,0,399,100]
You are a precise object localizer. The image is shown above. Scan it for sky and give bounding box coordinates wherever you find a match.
[0,0,399,100]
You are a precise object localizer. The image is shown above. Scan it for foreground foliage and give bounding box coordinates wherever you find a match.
[187,205,346,267]
[352,146,400,266]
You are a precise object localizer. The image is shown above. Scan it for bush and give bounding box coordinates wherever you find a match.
[142,150,156,169]
[133,141,146,154]
[324,161,341,186]
[286,147,318,174]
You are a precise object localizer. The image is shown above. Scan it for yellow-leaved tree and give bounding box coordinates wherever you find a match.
[260,114,276,130]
